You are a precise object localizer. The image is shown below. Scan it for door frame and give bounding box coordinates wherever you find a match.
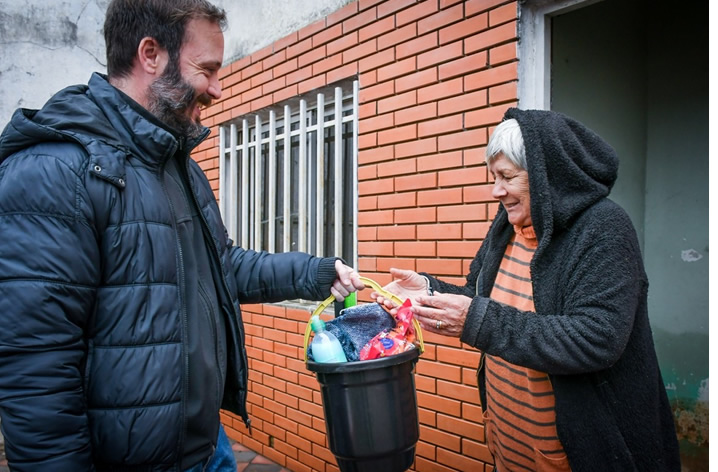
[518,0,604,109]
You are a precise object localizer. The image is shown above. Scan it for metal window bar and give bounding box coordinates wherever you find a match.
[298,99,307,253]
[253,115,262,249]
[268,110,277,253]
[316,93,325,255]
[229,123,239,242]
[334,87,343,258]
[283,104,291,252]
[218,80,358,266]
[240,120,249,248]
[218,125,227,221]
[352,80,359,263]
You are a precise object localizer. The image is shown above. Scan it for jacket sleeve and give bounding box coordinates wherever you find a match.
[227,246,338,304]
[0,148,97,471]
[461,224,644,376]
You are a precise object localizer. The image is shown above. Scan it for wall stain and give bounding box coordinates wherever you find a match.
[673,399,708,447]
[681,249,702,262]
[666,378,709,471]
[0,11,77,46]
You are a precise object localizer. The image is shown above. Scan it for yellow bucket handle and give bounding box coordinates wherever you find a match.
[303,276,425,362]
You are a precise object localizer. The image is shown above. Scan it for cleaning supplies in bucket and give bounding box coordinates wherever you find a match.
[309,316,348,363]
[303,276,424,363]
[307,300,418,362]
[308,302,394,362]
[304,277,423,472]
[359,299,417,360]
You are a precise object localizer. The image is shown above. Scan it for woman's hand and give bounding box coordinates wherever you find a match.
[411,292,471,338]
[371,268,428,311]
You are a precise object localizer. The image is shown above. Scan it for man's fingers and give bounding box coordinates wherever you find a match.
[331,284,349,302]
[349,270,365,290]
[334,260,350,284]
[334,260,364,291]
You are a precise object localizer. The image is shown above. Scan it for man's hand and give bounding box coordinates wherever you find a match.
[330,260,364,302]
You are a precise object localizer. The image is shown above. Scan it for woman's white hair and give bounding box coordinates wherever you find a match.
[485,118,527,170]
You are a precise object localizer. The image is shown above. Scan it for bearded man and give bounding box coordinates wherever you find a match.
[0,1,363,470]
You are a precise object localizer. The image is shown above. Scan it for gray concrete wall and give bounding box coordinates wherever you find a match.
[0,0,353,130]
[0,0,109,128]
[551,0,708,464]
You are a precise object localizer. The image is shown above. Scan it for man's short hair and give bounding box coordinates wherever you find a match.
[104,0,227,79]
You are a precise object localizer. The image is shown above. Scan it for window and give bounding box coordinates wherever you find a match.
[218,80,359,267]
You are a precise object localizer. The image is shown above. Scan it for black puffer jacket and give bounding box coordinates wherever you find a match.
[425,108,680,471]
[0,73,338,471]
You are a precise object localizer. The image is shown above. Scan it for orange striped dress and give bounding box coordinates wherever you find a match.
[484,225,571,472]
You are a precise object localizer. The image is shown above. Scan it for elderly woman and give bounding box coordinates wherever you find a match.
[374,108,680,471]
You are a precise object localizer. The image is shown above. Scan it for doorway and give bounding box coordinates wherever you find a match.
[519,0,709,468]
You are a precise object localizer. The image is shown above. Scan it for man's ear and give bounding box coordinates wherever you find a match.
[137,37,167,76]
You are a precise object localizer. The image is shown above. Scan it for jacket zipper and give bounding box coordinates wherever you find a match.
[181,152,252,430]
[159,148,190,460]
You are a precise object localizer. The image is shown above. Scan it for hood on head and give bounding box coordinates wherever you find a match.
[503,108,618,240]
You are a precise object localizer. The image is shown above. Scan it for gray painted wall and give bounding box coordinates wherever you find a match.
[0,0,109,128]
[551,0,708,466]
[0,0,353,130]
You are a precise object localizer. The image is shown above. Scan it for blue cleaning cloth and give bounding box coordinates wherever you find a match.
[308,303,395,362]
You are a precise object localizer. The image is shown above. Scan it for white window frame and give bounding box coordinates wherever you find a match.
[217,80,359,268]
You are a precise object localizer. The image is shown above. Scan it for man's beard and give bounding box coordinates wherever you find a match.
[147,62,211,139]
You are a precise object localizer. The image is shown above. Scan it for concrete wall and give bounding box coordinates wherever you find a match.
[0,0,353,130]
[0,0,109,128]
[551,0,708,466]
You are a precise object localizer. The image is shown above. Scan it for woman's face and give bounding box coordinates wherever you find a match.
[489,153,532,227]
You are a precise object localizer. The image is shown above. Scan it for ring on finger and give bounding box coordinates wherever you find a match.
[435,320,443,329]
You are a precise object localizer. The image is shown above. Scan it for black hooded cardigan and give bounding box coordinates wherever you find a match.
[424,108,680,471]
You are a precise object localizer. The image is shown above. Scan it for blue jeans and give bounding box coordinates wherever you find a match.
[184,424,237,472]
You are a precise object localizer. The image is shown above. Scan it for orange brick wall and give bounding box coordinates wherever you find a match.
[193,0,518,470]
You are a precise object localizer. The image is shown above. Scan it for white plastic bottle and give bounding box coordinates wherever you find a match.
[310,317,347,363]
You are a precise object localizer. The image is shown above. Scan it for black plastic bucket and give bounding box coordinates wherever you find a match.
[306,348,420,472]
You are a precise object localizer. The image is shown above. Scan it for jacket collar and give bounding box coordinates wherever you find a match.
[88,73,210,168]
[0,72,209,189]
